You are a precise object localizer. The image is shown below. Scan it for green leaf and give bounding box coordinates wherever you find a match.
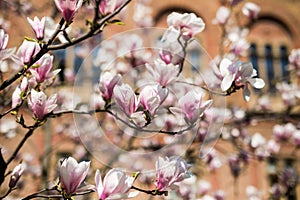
[109,19,126,26]
[24,36,36,42]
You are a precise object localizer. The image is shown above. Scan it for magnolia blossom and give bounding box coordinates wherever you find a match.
[0,29,15,68]
[202,148,222,171]
[276,82,300,106]
[59,157,90,196]
[16,40,41,65]
[54,0,83,23]
[155,156,191,191]
[170,91,212,125]
[27,16,45,40]
[230,38,249,57]
[270,183,283,199]
[12,77,28,108]
[139,84,168,116]
[9,163,26,188]
[198,181,211,196]
[250,133,266,149]
[266,139,280,154]
[257,95,271,111]
[133,1,153,27]
[293,130,300,146]
[94,168,138,200]
[273,123,296,142]
[113,84,138,116]
[167,12,205,40]
[242,2,260,19]
[28,89,57,120]
[159,27,183,65]
[213,6,230,25]
[214,190,225,200]
[289,48,300,75]
[246,185,262,200]
[30,53,60,83]
[0,29,8,50]
[146,59,178,87]
[219,58,265,101]
[99,0,126,16]
[99,71,122,101]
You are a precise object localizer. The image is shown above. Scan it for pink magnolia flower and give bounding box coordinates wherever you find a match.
[257,95,271,111]
[289,48,300,75]
[28,89,57,120]
[130,111,147,127]
[54,0,83,23]
[0,29,8,50]
[267,139,280,154]
[27,16,45,40]
[9,163,26,188]
[94,168,138,200]
[230,38,249,57]
[276,82,300,106]
[219,58,265,101]
[0,29,15,63]
[242,2,260,19]
[167,12,205,40]
[213,6,231,25]
[250,133,266,149]
[201,148,222,171]
[99,71,122,101]
[99,0,126,16]
[246,185,262,200]
[273,123,296,142]
[198,181,211,196]
[293,130,300,146]
[59,157,90,196]
[214,190,225,200]
[170,91,212,125]
[146,59,178,87]
[155,156,191,191]
[113,84,138,116]
[159,27,183,65]
[29,53,60,83]
[139,84,168,116]
[16,40,41,65]
[12,77,28,108]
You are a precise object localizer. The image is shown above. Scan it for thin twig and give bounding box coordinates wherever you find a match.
[6,124,39,165]
[131,186,168,196]
[47,0,132,51]
[50,108,194,135]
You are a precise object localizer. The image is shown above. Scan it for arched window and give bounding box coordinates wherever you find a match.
[247,16,292,93]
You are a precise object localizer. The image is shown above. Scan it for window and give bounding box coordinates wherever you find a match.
[250,43,259,76]
[280,45,290,83]
[265,44,275,93]
[188,48,201,72]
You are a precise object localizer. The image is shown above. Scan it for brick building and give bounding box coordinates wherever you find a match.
[1,0,300,199]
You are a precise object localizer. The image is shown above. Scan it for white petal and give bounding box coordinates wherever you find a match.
[249,78,265,89]
[219,58,232,76]
[243,85,251,101]
[221,74,233,91]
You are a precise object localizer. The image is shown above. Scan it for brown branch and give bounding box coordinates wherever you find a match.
[49,108,194,135]
[47,0,132,51]
[0,18,65,91]
[6,122,40,165]
[131,186,168,196]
